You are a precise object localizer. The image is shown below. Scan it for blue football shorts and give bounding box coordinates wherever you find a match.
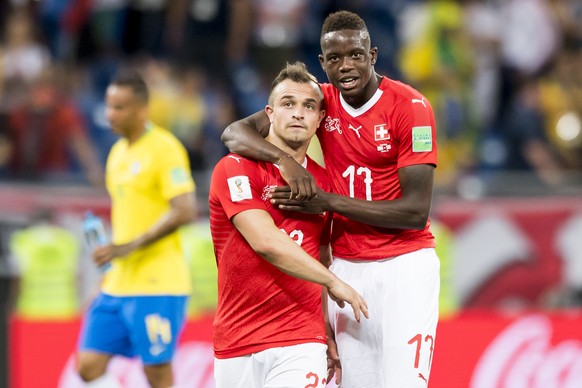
[78,293,189,365]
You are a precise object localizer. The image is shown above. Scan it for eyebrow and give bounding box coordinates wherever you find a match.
[280,95,319,104]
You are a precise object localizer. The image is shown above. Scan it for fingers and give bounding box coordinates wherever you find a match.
[352,294,370,322]
[326,358,335,383]
[326,339,340,386]
[287,177,315,200]
[361,300,370,319]
[335,365,342,386]
[352,304,361,323]
[279,159,317,200]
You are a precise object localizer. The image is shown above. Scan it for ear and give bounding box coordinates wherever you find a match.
[264,105,274,122]
[140,105,149,122]
[318,54,325,70]
[318,109,326,126]
[370,47,378,66]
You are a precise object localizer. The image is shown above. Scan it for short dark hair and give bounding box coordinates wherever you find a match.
[110,69,149,104]
[321,10,368,36]
[269,61,322,104]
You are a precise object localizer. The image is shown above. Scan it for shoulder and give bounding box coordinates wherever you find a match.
[381,77,434,123]
[306,157,330,186]
[109,138,125,153]
[214,153,261,176]
[381,77,427,102]
[148,125,186,150]
[306,157,326,176]
[319,82,337,99]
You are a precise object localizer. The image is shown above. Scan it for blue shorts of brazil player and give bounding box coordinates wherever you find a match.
[78,293,189,365]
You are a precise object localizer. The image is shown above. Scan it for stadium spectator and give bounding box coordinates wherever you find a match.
[485,76,566,187]
[222,10,440,387]
[76,69,197,388]
[209,62,368,388]
[2,67,104,186]
[0,8,52,112]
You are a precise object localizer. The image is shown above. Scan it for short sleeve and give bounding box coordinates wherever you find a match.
[395,94,438,169]
[158,138,196,200]
[211,155,268,220]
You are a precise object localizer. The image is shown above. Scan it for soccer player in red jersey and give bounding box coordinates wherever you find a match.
[221,10,440,388]
[209,62,368,388]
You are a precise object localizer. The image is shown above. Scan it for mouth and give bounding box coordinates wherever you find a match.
[338,77,358,90]
[289,123,306,129]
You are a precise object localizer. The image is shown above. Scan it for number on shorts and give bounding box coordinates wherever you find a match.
[305,371,323,388]
[408,333,435,369]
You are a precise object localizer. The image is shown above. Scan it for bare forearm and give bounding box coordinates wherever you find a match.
[221,112,286,163]
[253,233,336,287]
[129,212,188,250]
[128,193,196,251]
[324,192,429,229]
[323,164,434,229]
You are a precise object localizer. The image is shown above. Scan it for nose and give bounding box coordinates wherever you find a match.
[339,57,354,72]
[292,107,304,120]
[105,107,114,123]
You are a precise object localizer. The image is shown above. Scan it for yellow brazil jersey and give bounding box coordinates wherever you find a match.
[102,123,195,296]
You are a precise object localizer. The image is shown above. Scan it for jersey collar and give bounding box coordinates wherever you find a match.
[339,88,383,117]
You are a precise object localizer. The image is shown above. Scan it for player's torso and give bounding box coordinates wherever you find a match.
[103,129,191,295]
[317,81,437,260]
[107,133,169,239]
[210,156,329,265]
[319,84,401,201]
[209,156,328,356]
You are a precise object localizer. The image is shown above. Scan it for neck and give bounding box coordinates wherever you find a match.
[126,122,148,145]
[267,136,308,165]
[344,72,382,108]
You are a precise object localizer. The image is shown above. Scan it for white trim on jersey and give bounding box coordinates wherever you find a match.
[340,88,384,117]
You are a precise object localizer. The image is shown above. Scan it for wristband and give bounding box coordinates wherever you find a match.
[277,154,293,165]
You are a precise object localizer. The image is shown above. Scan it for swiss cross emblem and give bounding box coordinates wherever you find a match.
[374,124,390,141]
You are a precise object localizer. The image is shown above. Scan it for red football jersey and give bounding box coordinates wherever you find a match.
[209,154,331,358]
[318,77,437,260]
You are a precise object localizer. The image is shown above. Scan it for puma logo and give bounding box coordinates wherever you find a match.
[348,124,362,139]
[418,373,428,384]
[412,98,427,107]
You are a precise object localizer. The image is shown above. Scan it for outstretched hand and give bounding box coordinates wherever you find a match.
[277,156,318,200]
[327,277,369,323]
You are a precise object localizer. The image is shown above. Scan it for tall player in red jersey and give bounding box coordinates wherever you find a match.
[222,10,440,388]
[209,62,368,388]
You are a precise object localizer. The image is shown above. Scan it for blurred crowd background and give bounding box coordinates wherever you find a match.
[0,0,581,201]
[1,1,582,385]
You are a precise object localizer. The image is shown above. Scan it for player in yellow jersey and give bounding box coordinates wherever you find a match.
[76,70,197,388]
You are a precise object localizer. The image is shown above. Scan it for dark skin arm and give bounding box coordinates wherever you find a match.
[222,111,318,200]
[271,164,435,229]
